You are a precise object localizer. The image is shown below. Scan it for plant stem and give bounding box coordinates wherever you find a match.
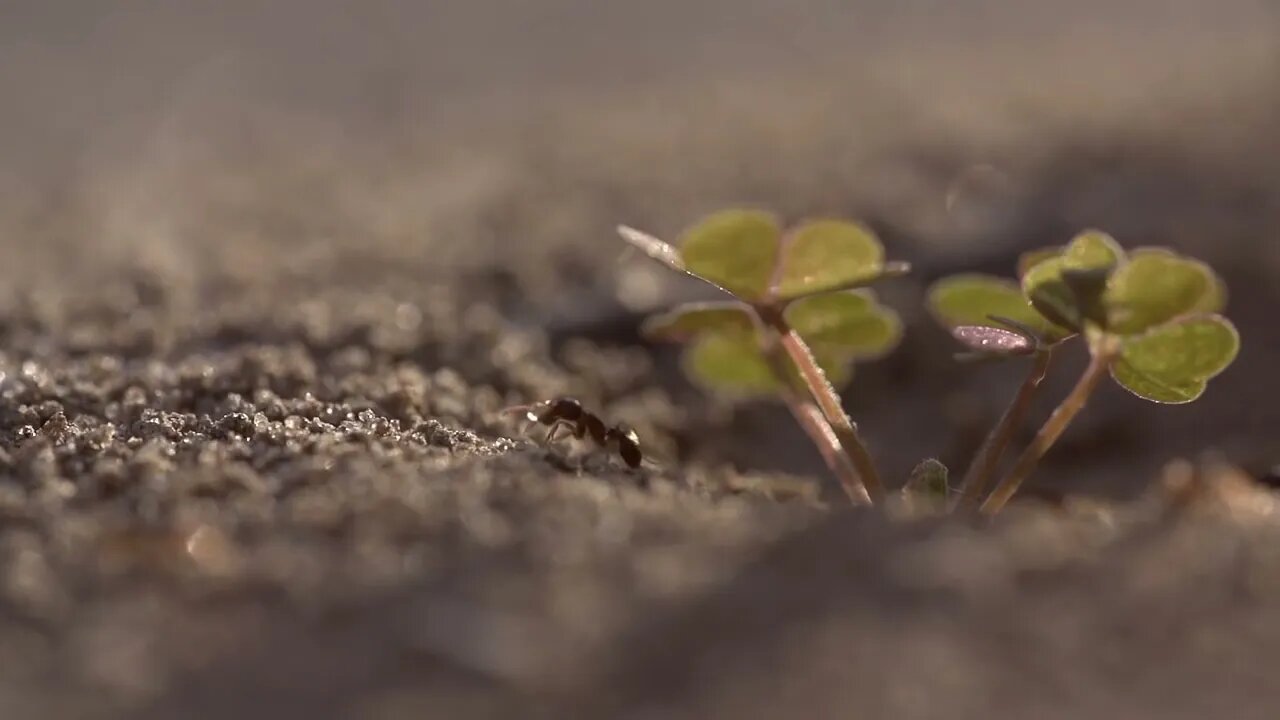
[951,349,1054,511]
[755,321,872,505]
[761,310,885,503]
[785,396,873,506]
[979,346,1113,516]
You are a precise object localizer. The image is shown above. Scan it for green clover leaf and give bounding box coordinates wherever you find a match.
[1016,246,1063,279]
[928,273,1070,345]
[678,209,781,300]
[1103,248,1226,335]
[783,291,903,359]
[620,211,907,304]
[684,331,787,394]
[774,220,889,299]
[1021,230,1126,331]
[1109,315,1239,404]
[683,330,852,395]
[640,301,755,341]
[646,291,901,397]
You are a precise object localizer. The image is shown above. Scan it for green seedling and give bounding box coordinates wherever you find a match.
[930,230,1239,515]
[619,209,907,504]
[618,211,1239,517]
[894,458,952,517]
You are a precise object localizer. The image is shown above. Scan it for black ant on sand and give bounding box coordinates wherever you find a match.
[502,397,644,469]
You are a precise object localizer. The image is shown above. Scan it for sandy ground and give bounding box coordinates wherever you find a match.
[3,1,1280,717]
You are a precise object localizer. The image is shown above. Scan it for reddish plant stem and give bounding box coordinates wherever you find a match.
[785,396,873,505]
[979,347,1113,516]
[952,349,1054,511]
[760,309,885,503]
[756,321,872,505]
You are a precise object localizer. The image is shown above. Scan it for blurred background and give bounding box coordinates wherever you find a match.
[3,0,1278,492]
[3,2,1280,718]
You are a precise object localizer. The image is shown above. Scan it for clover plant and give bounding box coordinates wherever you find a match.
[618,210,907,504]
[929,230,1239,514]
[621,212,1240,516]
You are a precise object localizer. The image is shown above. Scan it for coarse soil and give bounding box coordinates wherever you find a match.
[3,2,1280,718]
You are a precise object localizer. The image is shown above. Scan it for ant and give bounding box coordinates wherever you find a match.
[502,397,644,469]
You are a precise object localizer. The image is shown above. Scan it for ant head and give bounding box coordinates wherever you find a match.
[511,397,584,425]
[500,402,544,424]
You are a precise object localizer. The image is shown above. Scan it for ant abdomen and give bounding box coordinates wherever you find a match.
[606,423,643,469]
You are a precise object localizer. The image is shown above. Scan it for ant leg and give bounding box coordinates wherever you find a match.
[545,419,575,444]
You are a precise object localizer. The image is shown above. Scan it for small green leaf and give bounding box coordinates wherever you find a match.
[1111,366,1207,403]
[1062,230,1125,268]
[683,331,853,396]
[678,209,781,300]
[898,458,951,516]
[775,219,886,298]
[684,332,781,394]
[1017,246,1062,279]
[784,291,902,359]
[1060,267,1112,327]
[1109,315,1239,404]
[641,302,754,342]
[1104,249,1226,335]
[928,274,1066,342]
[1022,257,1076,329]
[905,458,950,498]
[1022,231,1126,331]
